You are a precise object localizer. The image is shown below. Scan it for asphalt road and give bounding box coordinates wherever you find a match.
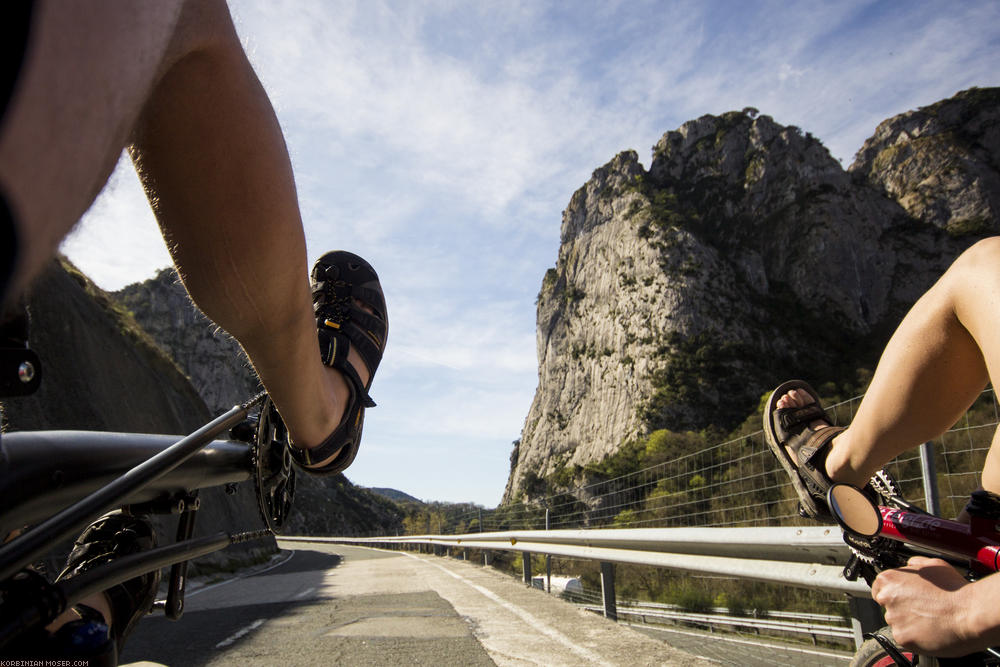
[119,541,713,666]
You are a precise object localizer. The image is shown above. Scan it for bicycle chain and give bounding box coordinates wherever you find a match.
[229,528,273,544]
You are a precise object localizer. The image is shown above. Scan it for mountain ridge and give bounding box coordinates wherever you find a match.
[505,87,1000,503]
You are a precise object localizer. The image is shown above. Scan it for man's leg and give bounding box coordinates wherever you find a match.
[0,0,360,464]
[128,0,362,463]
[776,237,1000,490]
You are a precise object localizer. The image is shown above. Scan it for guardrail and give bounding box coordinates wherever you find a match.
[281,523,879,648]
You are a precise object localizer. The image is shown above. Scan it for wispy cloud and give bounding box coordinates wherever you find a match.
[62,159,169,287]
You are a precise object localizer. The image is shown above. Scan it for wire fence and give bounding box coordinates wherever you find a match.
[391,388,998,536]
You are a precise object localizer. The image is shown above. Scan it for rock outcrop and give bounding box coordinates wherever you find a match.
[505,88,1000,502]
[850,87,1000,237]
[114,268,260,416]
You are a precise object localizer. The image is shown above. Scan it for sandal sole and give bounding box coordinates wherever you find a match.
[763,379,826,518]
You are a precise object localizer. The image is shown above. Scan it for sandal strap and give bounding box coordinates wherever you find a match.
[776,403,827,434]
[285,381,365,475]
[790,425,844,497]
[317,327,376,408]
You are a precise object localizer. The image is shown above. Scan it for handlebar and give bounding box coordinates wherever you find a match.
[0,394,286,649]
[0,397,264,585]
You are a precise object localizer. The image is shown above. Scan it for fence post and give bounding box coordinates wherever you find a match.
[919,442,941,515]
[848,596,883,650]
[600,561,617,621]
[522,552,532,585]
[545,509,552,594]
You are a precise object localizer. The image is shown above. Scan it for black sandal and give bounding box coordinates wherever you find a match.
[284,250,388,476]
[763,380,844,519]
[56,512,160,653]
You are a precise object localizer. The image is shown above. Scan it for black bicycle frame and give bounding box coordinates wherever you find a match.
[0,394,268,646]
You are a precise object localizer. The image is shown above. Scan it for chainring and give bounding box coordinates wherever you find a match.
[253,397,296,533]
[844,468,908,572]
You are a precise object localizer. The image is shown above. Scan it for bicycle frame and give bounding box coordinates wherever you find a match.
[0,394,274,648]
[876,503,1000,575]
[830,484,1000,666]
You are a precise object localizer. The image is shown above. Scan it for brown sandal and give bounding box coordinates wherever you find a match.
[763,380,843,519]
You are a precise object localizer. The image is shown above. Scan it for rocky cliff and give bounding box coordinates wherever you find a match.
[850,88,1000,236]
[114,268,260,416]
[505,87,1000,502]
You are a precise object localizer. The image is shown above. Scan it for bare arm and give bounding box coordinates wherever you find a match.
[872,556,1000,657]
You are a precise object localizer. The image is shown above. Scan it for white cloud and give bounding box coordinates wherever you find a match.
[60,156,171,290]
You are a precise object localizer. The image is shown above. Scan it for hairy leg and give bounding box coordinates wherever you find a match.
[128,0,364,462]
[778,238,1000,489]
[1,0,362,464]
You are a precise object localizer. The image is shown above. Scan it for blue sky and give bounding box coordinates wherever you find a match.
[61,0,1000,506]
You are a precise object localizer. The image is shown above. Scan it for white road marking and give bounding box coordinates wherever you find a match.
[406,552,613,667]
[294,586,316,599]
[215,618,266,649]
[186,550,296,599]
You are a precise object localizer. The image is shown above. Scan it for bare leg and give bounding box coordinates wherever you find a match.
[0,0,366,464]
[777,237,1000,490]
[127,0,367,462]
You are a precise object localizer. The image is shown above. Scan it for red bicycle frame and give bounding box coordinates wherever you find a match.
[877,504,1000,575]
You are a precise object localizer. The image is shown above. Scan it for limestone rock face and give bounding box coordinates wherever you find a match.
[850,88,1000,236]
[114,269,261,416]
[505,89,1000,503]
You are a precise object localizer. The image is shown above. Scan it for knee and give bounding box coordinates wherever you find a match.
[946,237,1000,283]
[164,0,241,64]
[938,237,1000,333]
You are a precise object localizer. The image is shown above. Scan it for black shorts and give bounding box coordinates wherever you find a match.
[0,1,35,308]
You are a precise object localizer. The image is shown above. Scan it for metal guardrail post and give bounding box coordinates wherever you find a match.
[522,552,532,585]
[600,561,617,621]
[545,509,551,594]
[919,441,941,515]
[848,596,883,649]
